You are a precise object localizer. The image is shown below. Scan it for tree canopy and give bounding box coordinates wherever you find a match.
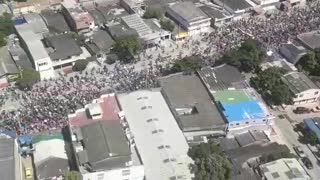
[64,171,81,180]
[0,13,14,47]
[143,8,162,19]
[296,51,320,76]
[72,59,88,71]
[15,68,40,90]
[112,36,140,63]
[167,56,202,74]
[224,39,265,73]
[259,147,296,164]
[160,19,174,32]
[250,67,294,105]
[188,142,231,180]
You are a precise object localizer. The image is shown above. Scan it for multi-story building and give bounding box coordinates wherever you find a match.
[167,2,211,36]
[62,5,95,32]
[68,94,145,180]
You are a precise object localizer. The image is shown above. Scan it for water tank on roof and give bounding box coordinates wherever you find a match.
[14,17,26,25]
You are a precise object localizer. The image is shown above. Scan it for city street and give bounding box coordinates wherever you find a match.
[272,114,320,179]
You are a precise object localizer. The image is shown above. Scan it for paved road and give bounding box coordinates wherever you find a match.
[273,115,320,179]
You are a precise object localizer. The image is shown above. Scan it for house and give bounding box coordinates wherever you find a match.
[297,31,320,51]
[0,138,17,180]
[158,73,226,138]
[167,2,211,36]
[259,158,310,180]
[68,94,145,180]
[0,46,19,88]
[279,43,307,65]
[62,6,95,32]
[281,72,320,105]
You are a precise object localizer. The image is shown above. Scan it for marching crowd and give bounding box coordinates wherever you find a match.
[1,2,320,134]
[0,64,159,134]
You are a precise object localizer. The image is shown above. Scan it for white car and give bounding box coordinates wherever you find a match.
[293,146,307,158]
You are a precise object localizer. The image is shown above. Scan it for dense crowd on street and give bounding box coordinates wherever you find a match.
[1,2,320,134]
[0,64,159,134]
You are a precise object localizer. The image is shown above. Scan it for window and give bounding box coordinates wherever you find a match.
[315,91,319,95]
[236,123,240,126]
[141,106,146,110]
[163,159,170,163]
[146,118,153,122]
[165,145,171,149]
[158,145,164,149]
[170,158,176,162]
[97,173,104,180]
[137,97,142,100]
[245,122,249,124]
[299,94,304,98]
[263,119,266,122]
[38,62,48,67]
[122,169,130,176]
[152,130,158,134]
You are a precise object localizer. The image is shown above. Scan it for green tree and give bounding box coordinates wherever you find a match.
[64,171,81,180]
[188,142,231,180]
[226,39,265,72]
[260,147,295,164]
[297,52,320,76]
[143,8,162,19]
[112,36,140,63]
[0,32,6,47]
[250,67,294,105]
[169,56,202,73]
[0,13,14,36]
[72,59,88,71]
[15,68,40,90]
[301,132,318,145]
[160,19,174,32]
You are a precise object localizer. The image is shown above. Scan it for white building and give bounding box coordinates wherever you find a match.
[167,2,211,36]
[259,158,310,180]
[15,23,55,80]
[282,72,320,105]
[117,89,194,180]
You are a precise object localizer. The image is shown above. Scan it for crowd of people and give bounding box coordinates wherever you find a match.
[1,2,320,135]
[0,63,159,134]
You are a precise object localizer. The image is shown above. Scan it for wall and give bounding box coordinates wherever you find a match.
[82,165,145,180]
[293,89,320,105]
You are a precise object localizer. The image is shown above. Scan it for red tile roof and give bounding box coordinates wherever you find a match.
[69,94,120,127]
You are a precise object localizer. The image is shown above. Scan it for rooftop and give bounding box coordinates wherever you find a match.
[199,5,228,19]
[158,73,226,132]
[297,31,320,50]
[44,34,82,60]
[121,14,152,37]
[74,120,131,171]
[15,23,51,62]
[213,0,252,13]
[69,94,121,127]
[41,10,71,33]
[0,138,15,180]
[282,72,319,94]
[107,23,139,39]
[214,90,270,123]
[68,7,94,30]
[198,64,247,92]
[168,2,209,23]
[23,13,49,35]
[86,29,114,53]
[279,43,307,65]
[260,158,309,180]
[0,46,19,77]
[117,89,194,180]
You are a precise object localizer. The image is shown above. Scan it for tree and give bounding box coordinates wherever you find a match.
[72,59,88,71]
[168,56,202,74]
[250,67,294,105]
[225,39,265,72]
[260,147,295,164]
[0,13,14,36]
[0,32,6,47]
[143,8,162,19]
[301,132,318,145]
[188,142,231,180]
[160,19,174,32]
[297,52,320,76]
[64,171,81,180]
[15,68,40,90]
[112,36,140,63]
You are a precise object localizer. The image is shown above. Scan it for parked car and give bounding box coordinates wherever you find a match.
[25,167,32,179]
[293,107,311,114]
[312,106,320,113]
[293,146,307,158]
[302,157,313,169]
